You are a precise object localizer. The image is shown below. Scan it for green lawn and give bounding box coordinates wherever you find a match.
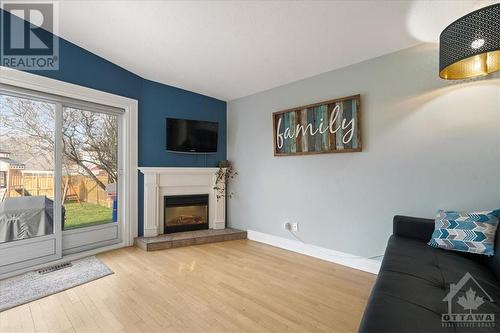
[64,202,113,230]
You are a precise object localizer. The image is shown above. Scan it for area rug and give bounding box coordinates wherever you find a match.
[0,256,113,312]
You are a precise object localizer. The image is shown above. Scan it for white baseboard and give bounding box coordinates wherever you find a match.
[247,230,381,274]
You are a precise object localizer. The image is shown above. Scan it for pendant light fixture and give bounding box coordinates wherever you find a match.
[439,4,499,80]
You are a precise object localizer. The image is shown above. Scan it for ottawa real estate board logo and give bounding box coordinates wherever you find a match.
[1,1,59,70]
[442,272,495,328]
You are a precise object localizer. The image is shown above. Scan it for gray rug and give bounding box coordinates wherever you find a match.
[0,256,113,312]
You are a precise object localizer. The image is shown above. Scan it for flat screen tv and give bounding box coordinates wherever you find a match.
[166,118,218,153]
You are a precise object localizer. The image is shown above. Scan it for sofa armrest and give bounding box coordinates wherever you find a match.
[393,215,435,242]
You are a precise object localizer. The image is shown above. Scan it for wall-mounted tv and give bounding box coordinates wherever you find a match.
[166,118,218,153]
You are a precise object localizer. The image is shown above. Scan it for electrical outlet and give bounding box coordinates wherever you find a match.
[283,221,291,230]
[292,223,298,232]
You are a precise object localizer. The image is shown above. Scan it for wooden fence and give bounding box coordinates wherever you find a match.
[5,172,113,208]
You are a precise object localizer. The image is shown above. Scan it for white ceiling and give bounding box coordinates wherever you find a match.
[8,0,498,100]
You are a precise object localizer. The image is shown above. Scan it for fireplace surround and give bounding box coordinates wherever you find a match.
[138,167,226,237]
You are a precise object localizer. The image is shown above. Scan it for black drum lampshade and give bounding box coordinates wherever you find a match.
[439,4,499,80]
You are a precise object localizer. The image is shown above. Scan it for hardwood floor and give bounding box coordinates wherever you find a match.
[0,240,376,333]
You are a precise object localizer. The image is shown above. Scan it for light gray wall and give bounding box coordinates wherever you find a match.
[227,43,500,258]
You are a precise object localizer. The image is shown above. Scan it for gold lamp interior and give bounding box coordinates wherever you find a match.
[440,50,500,80]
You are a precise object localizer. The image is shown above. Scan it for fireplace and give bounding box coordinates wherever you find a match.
[139,167,226,237]
[164,194,209,233]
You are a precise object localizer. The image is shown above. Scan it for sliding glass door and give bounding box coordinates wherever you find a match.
[0,93,63,274]
[61,106,122,254]
[0,85,124,274]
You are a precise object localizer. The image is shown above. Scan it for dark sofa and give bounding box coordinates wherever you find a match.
[359,215,500,333]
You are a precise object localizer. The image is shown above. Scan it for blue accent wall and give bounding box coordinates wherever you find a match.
[138,80,226,236]
[140,79,226,167]
[0,10,227,236]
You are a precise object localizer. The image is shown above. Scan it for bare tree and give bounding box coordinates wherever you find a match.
[0,96,118,191]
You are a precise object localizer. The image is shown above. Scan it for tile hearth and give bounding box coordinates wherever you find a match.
[134,228,247,251]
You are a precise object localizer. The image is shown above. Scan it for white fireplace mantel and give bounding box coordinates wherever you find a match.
[138,167,225,237]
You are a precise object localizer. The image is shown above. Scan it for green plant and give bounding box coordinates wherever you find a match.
[213,165,237,200]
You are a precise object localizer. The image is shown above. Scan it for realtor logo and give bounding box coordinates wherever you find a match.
[1,1,59,70]
[442,272,495,328]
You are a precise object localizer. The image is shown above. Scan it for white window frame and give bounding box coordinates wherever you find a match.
[59,104,124,254]
[0,66,138,273]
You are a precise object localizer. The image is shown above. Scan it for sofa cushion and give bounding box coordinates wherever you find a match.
[359,235,500,332]
[428,209,500,256]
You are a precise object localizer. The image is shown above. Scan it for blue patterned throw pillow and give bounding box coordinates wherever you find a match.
[428,209,500,256]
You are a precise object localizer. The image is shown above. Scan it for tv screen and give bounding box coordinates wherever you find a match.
[166,118,218,153]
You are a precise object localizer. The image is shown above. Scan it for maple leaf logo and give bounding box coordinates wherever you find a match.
[457,288,484,313]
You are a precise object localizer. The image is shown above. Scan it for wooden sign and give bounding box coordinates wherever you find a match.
[272,95,361,156]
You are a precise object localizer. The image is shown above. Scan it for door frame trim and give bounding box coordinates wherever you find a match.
[0,240,124,280]
[0,66,139,250]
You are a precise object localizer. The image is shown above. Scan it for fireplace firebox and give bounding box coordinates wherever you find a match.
[164,194,209,233]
